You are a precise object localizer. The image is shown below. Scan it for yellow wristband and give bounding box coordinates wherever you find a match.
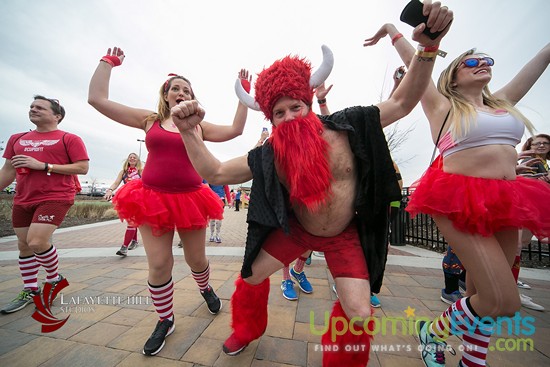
[415,50,437,58]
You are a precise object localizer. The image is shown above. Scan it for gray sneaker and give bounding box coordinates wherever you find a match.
[0,288,41,314]
[116,246,128,257]
[440,289,463,305]
[128,240,139,250]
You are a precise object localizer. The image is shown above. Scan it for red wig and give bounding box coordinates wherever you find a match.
[254,56,314,121]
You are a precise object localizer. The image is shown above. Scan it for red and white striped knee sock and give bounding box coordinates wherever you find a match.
[34,246,59,283]
[123,226,137,247]
[430,297,492,366]
[462,320,493,367]
[19,255,39,291]
[192,263,210,291]
[293,256,307,273]
[149,278,174,321]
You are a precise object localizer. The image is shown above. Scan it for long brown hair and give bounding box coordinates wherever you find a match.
[522,134,550,160]
[145,75,195,124]
[122,153,144,175]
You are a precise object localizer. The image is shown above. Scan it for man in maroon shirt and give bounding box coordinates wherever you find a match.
[0,95,89,314]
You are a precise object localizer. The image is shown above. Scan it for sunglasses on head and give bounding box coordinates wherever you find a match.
[461,57,494,68]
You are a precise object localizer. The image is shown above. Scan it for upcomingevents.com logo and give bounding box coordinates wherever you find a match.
[31,278,70,333]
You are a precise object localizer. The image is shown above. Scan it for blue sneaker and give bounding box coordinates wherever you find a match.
[305,254,312,266]
[440,289,463,305]
[370,293,381,308]
[281,280,298,301]
[416,320,447,366]
[290,267,313,293]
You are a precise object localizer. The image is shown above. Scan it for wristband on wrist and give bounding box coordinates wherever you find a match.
[417,44,448,58]
[415,50,438,59]
[47,164,53,176]
[44,162,49,171]
[100,55,121,67]
[417,44,439,52]
[317,98,327,105]
[240,79,251,93]
[391,33,403,46]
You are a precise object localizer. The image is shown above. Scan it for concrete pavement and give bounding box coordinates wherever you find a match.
[0,208,548,366]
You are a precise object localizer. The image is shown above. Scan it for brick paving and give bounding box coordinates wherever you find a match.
[0,207,548,366]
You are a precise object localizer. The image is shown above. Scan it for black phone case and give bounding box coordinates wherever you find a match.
[400,0,442,40]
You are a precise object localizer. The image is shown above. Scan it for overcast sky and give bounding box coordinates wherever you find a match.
[1,0,549,187]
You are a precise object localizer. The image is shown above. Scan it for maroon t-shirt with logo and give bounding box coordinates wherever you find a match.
[4,129,89,205]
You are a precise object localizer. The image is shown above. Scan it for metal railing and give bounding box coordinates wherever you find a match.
[393,187,549,263]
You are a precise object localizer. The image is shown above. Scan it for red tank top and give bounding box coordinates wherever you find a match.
[141,121,202,193]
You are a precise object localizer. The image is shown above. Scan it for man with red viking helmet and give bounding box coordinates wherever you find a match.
[172,2,453,365]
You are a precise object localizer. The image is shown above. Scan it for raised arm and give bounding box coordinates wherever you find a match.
[494,43,550,105]
[88,47,153,129]
[373,1,452,128]
[172,100,253,185]
[314,82,333,115]
[200,69,250,142]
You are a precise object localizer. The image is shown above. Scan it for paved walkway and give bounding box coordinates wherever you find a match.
[0,208,548,366]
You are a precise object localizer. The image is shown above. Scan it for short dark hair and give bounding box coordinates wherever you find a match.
[34,95,66,123]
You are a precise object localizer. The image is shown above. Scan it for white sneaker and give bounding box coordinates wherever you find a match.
[517,280,531,289]
[520,294,545,311]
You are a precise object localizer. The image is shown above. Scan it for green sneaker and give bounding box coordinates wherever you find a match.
[0,288,41,314]
[416,320,447,366]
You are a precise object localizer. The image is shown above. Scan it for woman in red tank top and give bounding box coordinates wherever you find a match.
[89,46,251,356]
[103,152,143,257]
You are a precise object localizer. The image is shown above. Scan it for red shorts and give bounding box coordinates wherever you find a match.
[12,201,73,228]
[262,218,369,279]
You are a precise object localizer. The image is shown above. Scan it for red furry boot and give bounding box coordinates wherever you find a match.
[321,300,373,367]
[223,276,270,355]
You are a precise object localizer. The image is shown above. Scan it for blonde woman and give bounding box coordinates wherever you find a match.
[104,152,144,256]
[89,46,249,356]
[366,24,550,367]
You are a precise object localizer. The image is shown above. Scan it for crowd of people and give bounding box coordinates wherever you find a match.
[0,1,548,366]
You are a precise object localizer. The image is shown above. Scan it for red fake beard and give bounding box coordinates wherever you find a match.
[271,111,332,212]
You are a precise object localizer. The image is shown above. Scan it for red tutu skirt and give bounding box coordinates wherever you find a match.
[407,164,550,238]
[112,180,223,235]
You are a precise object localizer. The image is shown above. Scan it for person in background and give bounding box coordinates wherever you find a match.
[440,245,466,304]
[365,20,550,367]
[207,182,231,243]
[88,46,249,356]
[104,152,144,256]
[234,188,242,211]
[173,3,452,363]
[0,95,89,314]
[512,134,550,311]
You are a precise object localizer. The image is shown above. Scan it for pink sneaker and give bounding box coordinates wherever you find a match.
[223,333,248,356]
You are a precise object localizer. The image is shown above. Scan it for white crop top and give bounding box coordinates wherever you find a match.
[437,110,524,158]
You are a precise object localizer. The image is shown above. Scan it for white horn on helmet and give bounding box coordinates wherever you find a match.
[235,79,261,111]
[309,45,334,89]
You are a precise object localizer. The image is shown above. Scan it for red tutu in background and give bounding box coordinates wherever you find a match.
[407,162,550,238]
[113,180,223,236]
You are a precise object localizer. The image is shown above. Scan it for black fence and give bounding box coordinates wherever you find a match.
[390,187,549,264]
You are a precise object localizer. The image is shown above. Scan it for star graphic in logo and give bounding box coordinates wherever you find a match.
[404,306,416,318]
